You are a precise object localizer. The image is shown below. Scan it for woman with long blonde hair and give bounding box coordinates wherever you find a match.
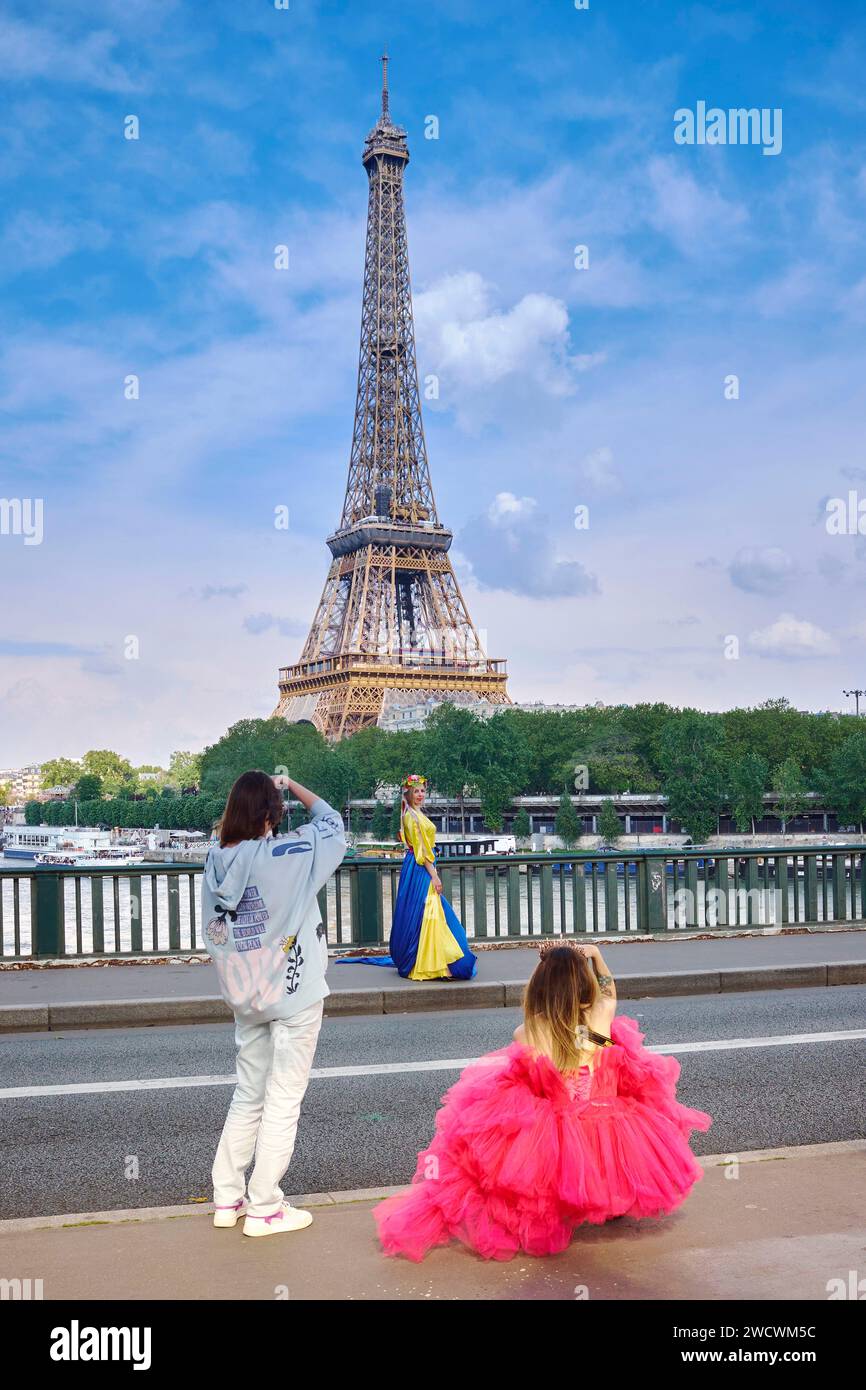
[374,938,711,1261]
[336,772,476,980]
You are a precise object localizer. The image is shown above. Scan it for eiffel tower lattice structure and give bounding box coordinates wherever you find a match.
[274,56,510,740]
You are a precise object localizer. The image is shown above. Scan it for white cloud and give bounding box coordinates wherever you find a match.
[414,271,589,397]
[729,546,797,594]
[754,263,823,317]
[580,445,621,492]
[0,211,110,274]
[487,492,535,523]
[457,491,598,599]
[199,584,247,601]
[747,613,838,659]
[0,19,139,91]
[645,157,748,256]
[244,613,308,637]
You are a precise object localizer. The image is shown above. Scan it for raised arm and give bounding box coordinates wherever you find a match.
[579,942,617,1008]
[272,776,347,894]
[274,775,321,814]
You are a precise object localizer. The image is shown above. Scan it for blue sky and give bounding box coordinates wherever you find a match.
[1,0,865,765]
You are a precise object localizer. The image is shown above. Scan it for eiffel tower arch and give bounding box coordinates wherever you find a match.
[274,56,510,740]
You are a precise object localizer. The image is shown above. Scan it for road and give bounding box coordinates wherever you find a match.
[1,984,864,1221]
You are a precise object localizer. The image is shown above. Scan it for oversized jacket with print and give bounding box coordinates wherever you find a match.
[201,798,346,1024]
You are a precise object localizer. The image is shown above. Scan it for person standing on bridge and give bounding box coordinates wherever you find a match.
[374,939,712,1261]
[202,770,346,1238]
[336,772,476,980]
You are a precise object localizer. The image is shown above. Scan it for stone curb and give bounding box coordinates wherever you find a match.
[0,959,864,1031]
[4,1141,865,1235]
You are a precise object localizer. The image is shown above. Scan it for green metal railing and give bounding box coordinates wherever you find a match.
[2,845,865,961]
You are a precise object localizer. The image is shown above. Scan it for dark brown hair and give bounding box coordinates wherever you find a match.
[523,946,599,1072]
[217,771,285,847]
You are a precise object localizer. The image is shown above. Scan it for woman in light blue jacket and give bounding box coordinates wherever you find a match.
[203,771,346,1238]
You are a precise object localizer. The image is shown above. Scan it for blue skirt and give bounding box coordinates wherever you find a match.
[335,852,477,980]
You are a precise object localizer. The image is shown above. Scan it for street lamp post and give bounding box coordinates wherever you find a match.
[843,689,866,716]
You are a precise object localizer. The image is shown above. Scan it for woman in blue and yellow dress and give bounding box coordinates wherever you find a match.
[337,773,477,981]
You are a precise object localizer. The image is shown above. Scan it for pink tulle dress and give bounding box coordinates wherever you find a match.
[374,1015,712,1262]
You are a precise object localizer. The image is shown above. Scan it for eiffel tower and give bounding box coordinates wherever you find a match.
[275,55,510,740]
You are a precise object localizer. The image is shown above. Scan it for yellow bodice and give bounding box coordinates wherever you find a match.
[401,807,436,866]
[400,807,463,980]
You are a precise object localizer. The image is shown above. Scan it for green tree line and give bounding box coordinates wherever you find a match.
[22,698,866,842]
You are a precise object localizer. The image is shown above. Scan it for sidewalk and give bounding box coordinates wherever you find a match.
[1,929,865,1030]
[2,1141,863,1300]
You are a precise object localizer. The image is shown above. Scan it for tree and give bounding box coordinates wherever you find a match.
[589,752,657,795]
[199,718,327,800]
[658,711,726,844]
[371,800,392,839]
[81,750,135,796]
[573,712,661,794]
[389,797,403,840]
[474,712,531,833]
[134,764,167,793]
[512,808,531,845]
[367,799,386,839]
[40,758,81,788]
[349,806,366,837]
[816,733,866,832]
[308,742,354,823]
[0,782,10,808]
[75,774,102,801]
[597,799,622,848]
[338,726,390,801]
[728,752,768,833]
[555,792,580,849]
[772,757,809,834]
[422,703,484,834]
[494,706,587,796]
[721,698,846,785]
[619,703,679,780]
[168,750,201,790]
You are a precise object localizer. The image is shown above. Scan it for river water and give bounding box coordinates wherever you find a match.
[0,858,826,958]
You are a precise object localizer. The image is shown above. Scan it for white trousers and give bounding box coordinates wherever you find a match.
[212,999,323,1218]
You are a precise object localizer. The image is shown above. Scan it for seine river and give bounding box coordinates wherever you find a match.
[0,856,813,958]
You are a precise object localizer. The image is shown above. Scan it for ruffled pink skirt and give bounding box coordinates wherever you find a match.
[374,1015,712,1261]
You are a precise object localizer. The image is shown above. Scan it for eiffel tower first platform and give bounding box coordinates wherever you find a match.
[274,57,510,741]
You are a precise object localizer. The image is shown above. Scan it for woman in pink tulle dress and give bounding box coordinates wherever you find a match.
[374,938,712,1262]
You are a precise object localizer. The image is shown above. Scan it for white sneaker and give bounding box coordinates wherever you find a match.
[242,1202,313,1238]
[213,1198,247,1229]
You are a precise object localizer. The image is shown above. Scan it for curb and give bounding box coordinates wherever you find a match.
[1,959,865,1031]
[2,920,865,977]
[3,1140,865,1235]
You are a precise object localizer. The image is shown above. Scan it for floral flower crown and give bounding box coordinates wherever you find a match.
[402,773,427,790]
[537,937,585,960]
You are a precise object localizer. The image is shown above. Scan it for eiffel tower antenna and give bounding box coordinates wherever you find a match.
[274,56,511,739]
[381,50,389,119]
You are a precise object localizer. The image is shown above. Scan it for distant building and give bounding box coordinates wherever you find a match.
[494,701,587,716]
[378,697,442,732]
[0,764,43,802]
[41,784,74,802]
[378,696,585,732]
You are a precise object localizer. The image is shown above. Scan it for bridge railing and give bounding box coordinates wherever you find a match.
[2,845,865,961]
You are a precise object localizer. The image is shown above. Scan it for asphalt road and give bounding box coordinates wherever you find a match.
[1,985,864,1220]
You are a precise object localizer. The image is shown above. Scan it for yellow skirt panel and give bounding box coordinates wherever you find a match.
[409,883,464,981]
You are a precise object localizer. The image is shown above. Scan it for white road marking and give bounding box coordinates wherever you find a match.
[1,1028,865,1100]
